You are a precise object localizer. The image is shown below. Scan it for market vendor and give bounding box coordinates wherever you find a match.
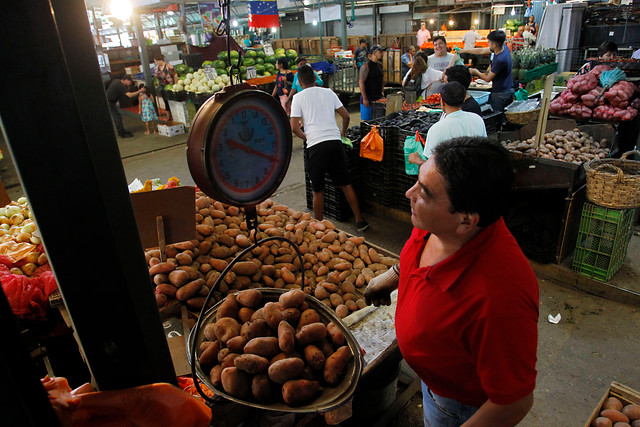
[153,54,178,121]
[417,23,431,49]
[364,137,539,426]
[407,82,486,166]
[106,75,144,138]
[462,26,483,66]
[461,30,514,120]
[522,25,536,47]
[358,45,385,120]
[576,41,618,75]
[426,37,455,96]
[528,15,537,35]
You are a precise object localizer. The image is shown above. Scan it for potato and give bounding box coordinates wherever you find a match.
[236,289,262,308]
[632,420,640,427]
[221,367,251,398]
[234,354,270,373]
[297,309,321,331]
[217,348,230,363]
[251,308,265,321]
[295,323,327,346]
[601,410,629,423]
[168,269,190,287]
[605,398,624,411]
[326,322,346,347]
[226,336,248,354]
[623,405,640,421]
[176,279,204,302]
[591,417,612,427]
[263,302,284,330]
[155,293,168,307]
[268,357,305,384]
[210,365,223,387]
[176,252,193,266]
[153,274,168,286]
[282,308,301,324]
[203,323,217,341]
[335,305,349,318]
[221,353,240,369]
[278,320,295,353]
[282,380,320,405]
[214,318,241,344]
[317,339,334,358]
[156,283,177,298]
[149,261,175,275]
[324,346,351,385]
[241,319,270,341]
[329,293,344,308]
[613,423,631,427]
[238,307,255,323]
[244,337,280,358]
[217,294,239,320]
[314,285,329,300]
[252,373,277,402]
[199,340,221,370]
[232,261,259,276]
[303,345,326,371]
[279,289,306,309]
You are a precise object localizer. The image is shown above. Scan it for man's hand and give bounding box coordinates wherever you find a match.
[469,68,479,77]
[408,152,425,166]
[364,264,399,306]
[363,98,370,108]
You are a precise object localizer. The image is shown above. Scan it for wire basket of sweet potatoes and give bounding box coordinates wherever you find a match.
[188,288,364,413]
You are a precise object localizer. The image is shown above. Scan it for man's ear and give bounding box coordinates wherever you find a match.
[456,212,480,235]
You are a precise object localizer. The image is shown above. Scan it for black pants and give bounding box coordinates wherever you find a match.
[108,102,125,134]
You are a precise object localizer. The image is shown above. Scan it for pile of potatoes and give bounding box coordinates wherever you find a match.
[199,288,354,406]
[147,193,398,317]
[502,129,610,164]
[591,395,640,427]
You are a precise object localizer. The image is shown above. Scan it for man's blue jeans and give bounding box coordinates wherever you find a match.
[422,382,479,427]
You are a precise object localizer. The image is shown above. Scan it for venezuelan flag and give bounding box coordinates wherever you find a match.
[248,0,279,28]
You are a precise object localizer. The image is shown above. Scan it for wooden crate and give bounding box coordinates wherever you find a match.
[382,50,403,84]
[583,382,640,427]
[273,38,300,51]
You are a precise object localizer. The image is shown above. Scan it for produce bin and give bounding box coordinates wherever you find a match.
[523,62,559,82]
[583,382,640,427]
[572,202,635,281]
[468,90,490,105]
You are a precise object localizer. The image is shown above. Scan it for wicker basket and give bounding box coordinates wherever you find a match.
[584,150,640,209]
[505,108,541,125]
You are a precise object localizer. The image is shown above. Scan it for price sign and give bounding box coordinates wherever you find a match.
[204,64,218,81]
[246,66,257,80]
[263,43,275,57]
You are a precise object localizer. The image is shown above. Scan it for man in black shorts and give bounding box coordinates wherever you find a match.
[290,65,369,232]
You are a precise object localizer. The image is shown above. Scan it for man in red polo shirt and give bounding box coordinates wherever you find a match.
[365,137,539,426]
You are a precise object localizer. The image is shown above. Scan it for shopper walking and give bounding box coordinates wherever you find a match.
[408,82,486,165]
[271,57,294,116]
[358,45,385,121]
[106,75,143,138]
[138,84,158,135]
[365,137,539,426]
[291,65,369,232]
[153,54,177,120]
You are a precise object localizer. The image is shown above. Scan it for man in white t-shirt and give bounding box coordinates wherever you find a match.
[463,27,483,50]
[427,36,455,96]
[291,65,369,232]
[522,25,536,46]
[408,82,487,165]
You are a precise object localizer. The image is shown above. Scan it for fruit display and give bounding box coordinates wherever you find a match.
[502,128,610,164]
[511,48,557,81]
[550,66,639,122]
[148,193,398,318]
[196,288,357,407]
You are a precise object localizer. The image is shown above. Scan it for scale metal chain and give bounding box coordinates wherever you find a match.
[216,0,243,85]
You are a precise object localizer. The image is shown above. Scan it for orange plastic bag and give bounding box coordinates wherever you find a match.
[360,125,384,162]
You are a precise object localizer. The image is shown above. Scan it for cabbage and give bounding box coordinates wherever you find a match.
[178,79,184,85]
[186,73,194,79]
[208,80,216,88]
[212,84,221,92]
[184,78,192,85]
[221,75,229,83]
[173,84,184,91]
[215,76,223,84]
[164,84,173,91]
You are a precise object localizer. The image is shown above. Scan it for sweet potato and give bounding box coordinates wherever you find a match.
[622,404,640,420]
[326,322,346,347]
[236,289,262,308]
[216,294,239,320]
[282,380,320,405]
[232,261,259,276]
[591,417,612,427]
[168,269,190,287]
[335,304,349,318]
[226,335,248,354]
[244,337,280,358]
[234,354,270,373]
[278,320,295,353]
[156,283,177,298]
[297,309,321,331]
[295,323,327,346]
[176,279,204,302]
[279,289,306,309]
[153,274,168,285]
[199,340,221,370]
[210,365,223,387]
[324,346,351,385]
[221,367,251,398]
[263,302,284,330]
[237,307,255,323]
[221,353,240,369]
[303,345,326,371]
[605,397,624,411]
[252,373,277,402]
[241,319,270,341]
[268,357,305,384]
[214,318,241,344]
[149,261,176,275]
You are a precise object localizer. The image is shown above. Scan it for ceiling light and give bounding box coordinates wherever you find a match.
[312,19,317,25]
[449,20,454,26]
[110,0,132,20]
[429,19,434,24]
[511,7,516,15]
[232,19,238,27]
[474,19,479,24]
[271,27,277,32]
[167,10,174,16]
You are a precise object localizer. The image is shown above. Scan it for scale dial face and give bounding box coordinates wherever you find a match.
[187,87,292,207]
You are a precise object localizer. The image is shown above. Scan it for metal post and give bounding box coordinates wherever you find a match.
[155,13,164,40]
[319,5,324,57]
[0,0,178,391]
[341,0,348,49]
[373,6,378,43]
[132,13,156,97]
[181,3,191,54]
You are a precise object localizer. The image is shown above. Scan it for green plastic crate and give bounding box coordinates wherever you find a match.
[572,202,635,281]
[523,62,559,83]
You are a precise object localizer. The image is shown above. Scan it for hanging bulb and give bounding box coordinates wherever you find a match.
[232,19,238,27]
[449,20,454,26]
[511,7,516,15]
[312,19,317,25]
[429,19,434,24]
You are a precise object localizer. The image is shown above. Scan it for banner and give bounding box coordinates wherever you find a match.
[303,5,341,24]
[248,0,280,28]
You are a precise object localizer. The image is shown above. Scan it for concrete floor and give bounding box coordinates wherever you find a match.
[2,105,640,426]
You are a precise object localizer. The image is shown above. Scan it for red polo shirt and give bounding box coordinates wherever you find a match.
[395,218,539,407]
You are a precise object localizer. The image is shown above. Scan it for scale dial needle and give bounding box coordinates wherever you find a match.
[227,139,277,162]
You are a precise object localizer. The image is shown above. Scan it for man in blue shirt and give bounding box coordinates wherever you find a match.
[401,45,415,79]
[460,30,514,119]
[354,39,369,70]
[286,57,323,111]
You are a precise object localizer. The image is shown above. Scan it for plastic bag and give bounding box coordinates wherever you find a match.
[403,131,425,175]
[0,263,57,319]
[515,87,529,101]
[360,125,384,162]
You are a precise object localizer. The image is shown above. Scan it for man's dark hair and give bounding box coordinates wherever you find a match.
[487,30,506,46]
[296,56,307,65]
[415,50,428,63]
[122,74,133,82]
[359,38,366,44]
[433,36,447,46]
[433,138,514,227]
[276,57,289,69]
[598,41,618,56]
[297,64,316,86]
[153,54,165,61]
[440,82,466,107]
[406,45,415,53]
[445,65,472,89]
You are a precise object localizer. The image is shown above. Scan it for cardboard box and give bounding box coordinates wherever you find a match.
[158,121,185,137]
[124,65,141,75]
[584,382,640,427]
